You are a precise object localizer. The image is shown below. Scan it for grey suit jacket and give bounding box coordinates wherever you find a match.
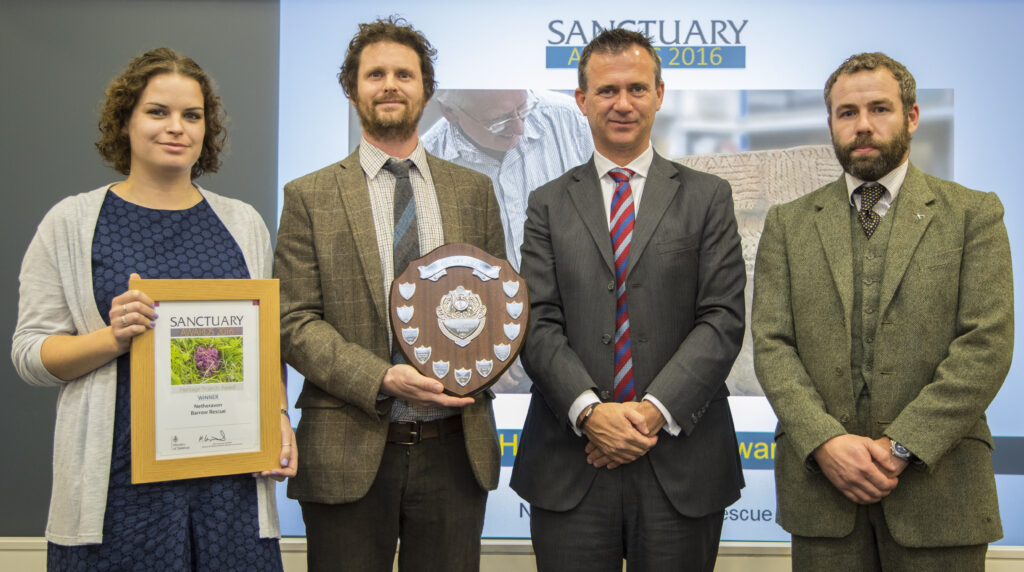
[752,164,1012,546]
[275,148,505,503]
[510,152,746,516]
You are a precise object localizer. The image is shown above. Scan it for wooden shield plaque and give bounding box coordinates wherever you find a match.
[389,243,528,396]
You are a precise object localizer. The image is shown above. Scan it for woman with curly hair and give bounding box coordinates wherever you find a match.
[12,47,295,571]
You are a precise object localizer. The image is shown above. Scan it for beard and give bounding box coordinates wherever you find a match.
[355,94,424,143]
[832,116,912,182]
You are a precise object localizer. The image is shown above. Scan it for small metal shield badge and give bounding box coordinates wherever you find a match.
[432,361,450,378]
[503,323,521,341]
[494,344,511,362]
[454,368,472,387]
[401,327,419,345]
[502,280,520,298]
[506,302,523,319]
[396,305,414,323]
[413,346,431,364]
[398,282,416,300]
[476,360,493,377]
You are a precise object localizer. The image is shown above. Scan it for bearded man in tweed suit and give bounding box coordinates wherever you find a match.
[274,17,504,572]
[753,52,1012,571]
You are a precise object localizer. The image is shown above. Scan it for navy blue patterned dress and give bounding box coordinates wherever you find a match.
[48,191,283,572]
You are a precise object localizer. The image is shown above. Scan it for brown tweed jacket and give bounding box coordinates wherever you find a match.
[752,165,1012,547]
[275,148,505,503]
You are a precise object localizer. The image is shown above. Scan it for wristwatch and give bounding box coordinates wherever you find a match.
[889,439,914,462]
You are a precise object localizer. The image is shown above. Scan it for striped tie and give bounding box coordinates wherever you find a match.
[609,168,636,402]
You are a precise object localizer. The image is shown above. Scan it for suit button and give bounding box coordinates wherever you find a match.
[607,281,615,291]
[638,336,648,343]
[865,308,874,314]
[839,413,851,423]
[599,390,612,402]
[691,414,699,424]
[833,367,843,376]
[866,336,874,343]
[864,278,875,285]
[601,334,612,344]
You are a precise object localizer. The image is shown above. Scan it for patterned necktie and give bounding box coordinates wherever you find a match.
[609,168,636,402]
[857,183,886,238]
[384,158,435,422]
[386,158,419,275]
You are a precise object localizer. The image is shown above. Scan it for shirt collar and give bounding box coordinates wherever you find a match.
[593,143,654,181]
[845,159,910,205]
[358,135,430,178]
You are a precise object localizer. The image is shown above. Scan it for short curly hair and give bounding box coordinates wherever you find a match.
[95,47,226,179]
[337,16,437,102]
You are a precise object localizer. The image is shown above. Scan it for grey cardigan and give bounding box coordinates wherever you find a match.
[12,186,281,545]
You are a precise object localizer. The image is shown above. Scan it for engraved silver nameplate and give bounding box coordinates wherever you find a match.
[419,256,501,282]
[502,280,520,298]
[414,346,431,364]
[398,282,416,300]
[476,360,493,377]
[506,302,523,319]
[494,344,511,362]
[454,368,472,387]
[401,327,419,345]
[503,323,521,341]
[396,305,414,323]
[432,361,450,378]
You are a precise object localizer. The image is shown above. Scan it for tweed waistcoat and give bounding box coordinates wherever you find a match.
[850,195,899,415]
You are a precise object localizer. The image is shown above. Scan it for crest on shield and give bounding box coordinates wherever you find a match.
[436,286,486,348]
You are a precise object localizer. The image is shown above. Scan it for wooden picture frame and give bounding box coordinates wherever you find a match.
[129,278,280,484]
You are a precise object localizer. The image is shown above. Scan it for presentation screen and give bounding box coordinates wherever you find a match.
[277,0,1024,543]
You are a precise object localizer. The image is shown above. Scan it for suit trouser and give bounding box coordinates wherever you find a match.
[530,454,724,572]
[299,433,487,572]
[791,387,986,571]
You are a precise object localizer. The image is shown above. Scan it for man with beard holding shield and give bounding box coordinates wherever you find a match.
[274,16,504,572]
[752,52,1012,570]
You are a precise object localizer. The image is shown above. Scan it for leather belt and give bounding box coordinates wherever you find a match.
[386,416,463,445]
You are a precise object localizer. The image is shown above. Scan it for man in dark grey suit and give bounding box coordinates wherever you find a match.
[510,28,746,571]
[275,17,504,572]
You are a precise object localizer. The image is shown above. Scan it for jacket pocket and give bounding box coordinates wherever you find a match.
[920,247,963,270]
[656,233,700,254]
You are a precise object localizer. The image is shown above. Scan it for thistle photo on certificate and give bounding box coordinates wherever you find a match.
[170,337,244,386]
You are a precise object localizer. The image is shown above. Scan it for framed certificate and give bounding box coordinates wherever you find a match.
[129,278,280,484]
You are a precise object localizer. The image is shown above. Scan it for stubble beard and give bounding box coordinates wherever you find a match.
[833,116,912,182]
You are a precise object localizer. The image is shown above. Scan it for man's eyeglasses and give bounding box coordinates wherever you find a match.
[454,95,538,134]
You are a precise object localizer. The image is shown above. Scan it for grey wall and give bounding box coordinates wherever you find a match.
[0,0,280,535]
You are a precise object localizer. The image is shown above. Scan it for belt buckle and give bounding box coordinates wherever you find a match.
[396,421,421,445]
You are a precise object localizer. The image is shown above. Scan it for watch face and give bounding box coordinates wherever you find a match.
[892,441,911,458]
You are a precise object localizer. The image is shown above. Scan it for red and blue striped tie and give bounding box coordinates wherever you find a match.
[609,168,636,402]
